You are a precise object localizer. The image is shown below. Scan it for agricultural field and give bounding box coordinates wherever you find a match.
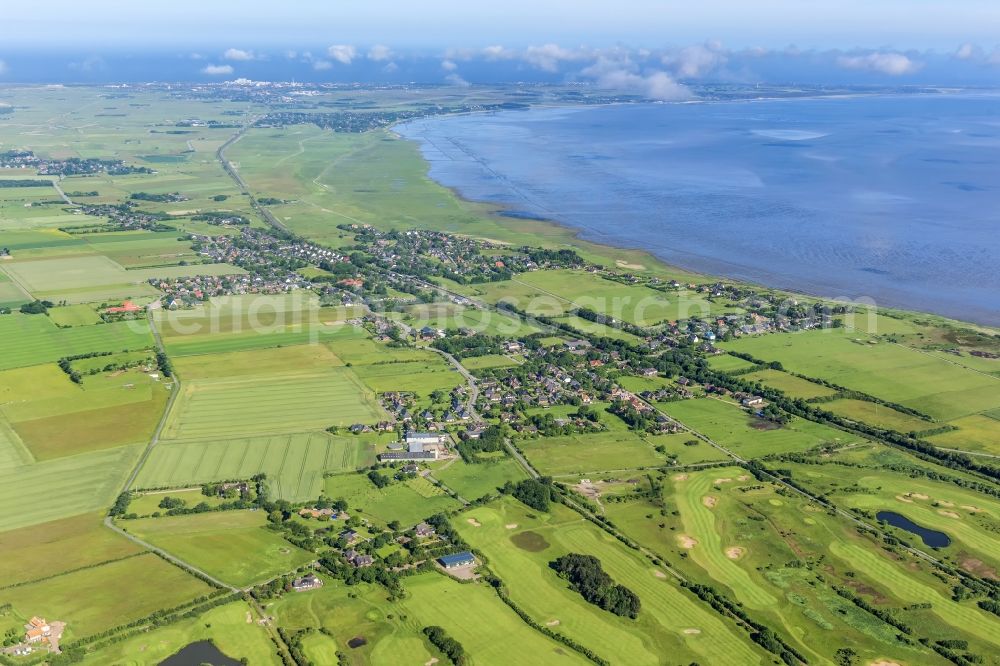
[723,330,1000,420]
[459,353,522,370]
[135,431,378,500]
[386,301,540,336]
[659,397,862,458]
[927,414,1000,455]
[0,553,213,640]
[122,511,315,587]
[0,313,153,370]
[519,430,666,476]
[455,497,767,665]
[742,368,838,400]
[823,398,934,434]
[160,366,385,440]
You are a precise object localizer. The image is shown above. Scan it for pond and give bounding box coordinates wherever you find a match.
[876,511,951,548]
[159,640,243,666]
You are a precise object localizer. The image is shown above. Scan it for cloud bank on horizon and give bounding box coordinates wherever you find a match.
[1,42,999,91]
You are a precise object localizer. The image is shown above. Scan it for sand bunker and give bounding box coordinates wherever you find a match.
[673,473,689,481]
[425,659,439,666]
[653,570,667,579]
[683,628,702,635]
[938,510,960,519]
[713,478,733,484]
[910,492,930,500]
[737,475,750,481]
[725,547,745,560]
[702,496,717,508]
[505,523,519,529]
[677,535,697,549]
[546,619,561,626]
[895,495,914,503]
[869,661,901,666]
[961,505,983,513]
[937,500,954,507]
[467,518,482,527]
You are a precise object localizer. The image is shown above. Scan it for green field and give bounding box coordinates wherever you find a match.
[0,553,213,639]
[823,398,933,433]
[743,368,838,400]
[135,431,377,500]
[80,601,279,665]
[660,397,861,458]
[323,471,462,526]
[927,414,1000,456]
[519,430,666,476]
[433,456,529,500]
[455,497,765,665]
[723,331,1000,420]
[123,511,314,587]
[0,313,153,370]
[160,367,385,440]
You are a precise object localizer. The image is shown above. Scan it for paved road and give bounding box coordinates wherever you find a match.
[118,305,179,493]
[51,178,74,205]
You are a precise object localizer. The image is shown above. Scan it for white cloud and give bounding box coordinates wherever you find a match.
[224,48,256,61]
[481,45,512,61]
[312,60,332,71]
[837,52,922,76]
[522,43,587,72]
[0,60,8,75]
[69,56,107,73]
[382,62,399,73]
[954,43,979,60]
[368,45,392,62]
[583,58,690,101]
[662,42,728,78]
[285,50,298,60]
[440,59,458,71]
[445,73,470,87]
[327,44,356,65]
[201,64,234,75]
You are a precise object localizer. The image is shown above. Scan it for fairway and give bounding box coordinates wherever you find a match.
[455,498,764,665]
[123,511,314,587]
[135,431,376,500]
[161,367,385,440]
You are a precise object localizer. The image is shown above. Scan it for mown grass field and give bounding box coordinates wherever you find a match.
[723,330,1000,420]
[0,313,153,370]
[927,414,1000,455]
[433,456,528,500]
[823,398,933,433]
[123,511,314,587]
[160,367,385,440]
[455,497,765,666]
[0,443,141,532]
[173,343,343,379]
[660,397,860,458]
[743,368,838,400]
[135,431,378,501]
[0,553,213,639]
[80,601,279,666]
[519,430,665,477]
[0,513,142,587]
[352,360,464,406]
[323,471,462,526]
[399,572,591,666]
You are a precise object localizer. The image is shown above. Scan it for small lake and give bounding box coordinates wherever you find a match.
[159,640,243,666]
[876,511,951,548]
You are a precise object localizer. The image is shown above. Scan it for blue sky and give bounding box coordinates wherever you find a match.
[1,1,999,87]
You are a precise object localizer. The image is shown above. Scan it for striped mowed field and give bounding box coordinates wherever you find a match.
[135,431,375,500]
[160,367,386,440]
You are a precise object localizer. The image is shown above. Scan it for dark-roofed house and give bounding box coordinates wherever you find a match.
[438,551,476,569]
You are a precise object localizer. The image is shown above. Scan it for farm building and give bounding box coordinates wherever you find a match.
[406,432,446,447]
[438,551,476,569]
[378,450,438,462]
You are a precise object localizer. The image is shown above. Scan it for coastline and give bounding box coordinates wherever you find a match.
[390,122,999,335]
[392,103,1000,332]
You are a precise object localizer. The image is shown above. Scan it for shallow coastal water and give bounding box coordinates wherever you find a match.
[397,94,1000,325]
